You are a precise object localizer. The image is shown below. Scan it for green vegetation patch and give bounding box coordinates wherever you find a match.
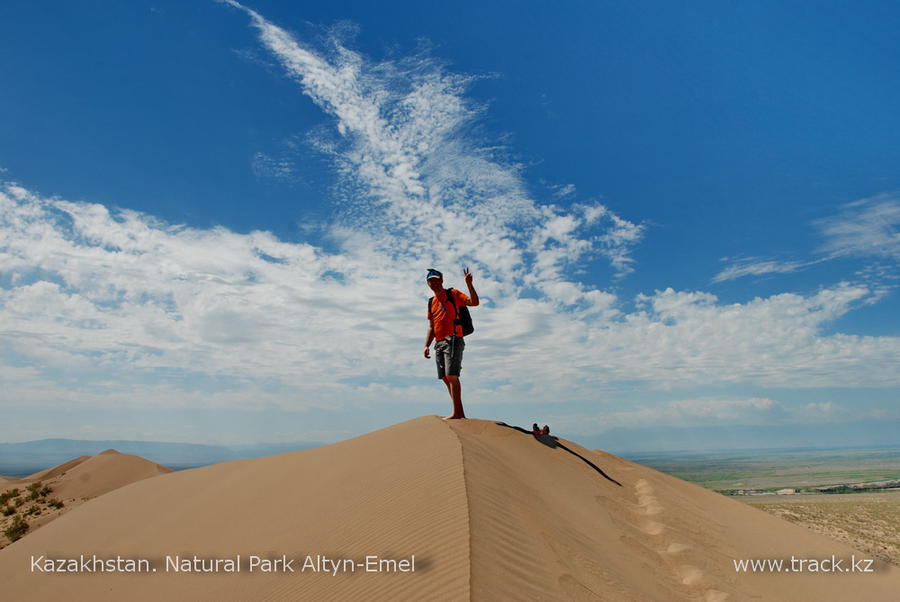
[3,515,28,542]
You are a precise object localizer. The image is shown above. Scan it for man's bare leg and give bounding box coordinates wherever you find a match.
[441,375,465,419]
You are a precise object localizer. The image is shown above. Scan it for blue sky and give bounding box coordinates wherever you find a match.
[1,1,898,452]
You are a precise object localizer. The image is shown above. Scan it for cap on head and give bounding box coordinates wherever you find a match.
[426,268,443,281]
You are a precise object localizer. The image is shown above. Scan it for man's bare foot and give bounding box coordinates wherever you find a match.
[442,414,466,420]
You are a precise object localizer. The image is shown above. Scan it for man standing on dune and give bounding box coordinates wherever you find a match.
[423,268,479,420]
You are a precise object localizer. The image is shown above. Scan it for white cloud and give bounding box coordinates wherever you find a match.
[600,397,788,429]
[794,401,846,422]
[816,194,900,260]
[2,183,899,415]
[224,0,643,287]
[714,194,900,283]
[251,151,297,182]
[1,6,899,418]
[553,397,889,434]
[550,183,577,199]
[713,257,811,283]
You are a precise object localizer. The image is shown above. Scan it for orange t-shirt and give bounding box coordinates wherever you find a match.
[428,289,470,341]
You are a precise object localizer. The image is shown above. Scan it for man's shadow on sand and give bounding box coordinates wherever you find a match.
[496,422,623,487]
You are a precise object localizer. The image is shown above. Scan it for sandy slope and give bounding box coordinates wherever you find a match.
[25,455,92,482]
[0,450,173,548]
[0,416,469,601]
[1,417,898,601]
[450,419,900,601]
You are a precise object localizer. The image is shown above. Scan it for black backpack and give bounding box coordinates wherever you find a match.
[428,288,474,337]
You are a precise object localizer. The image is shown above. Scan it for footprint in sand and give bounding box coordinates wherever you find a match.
[675,562,728,601]
[634,479,666,534]
[635,478,653,496]
[634,480,729,601]
[637,494,662,516]
[641,520,665,535]
[678,565,706,586]
[679,565,731,601]
[634,479,661,514]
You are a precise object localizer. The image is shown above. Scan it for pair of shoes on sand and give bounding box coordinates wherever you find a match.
[532,423,550,436]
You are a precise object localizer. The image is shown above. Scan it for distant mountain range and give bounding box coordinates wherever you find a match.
[0,438,322,477]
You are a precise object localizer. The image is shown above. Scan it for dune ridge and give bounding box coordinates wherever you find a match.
[1,416,898,601]
[25,455,92,482]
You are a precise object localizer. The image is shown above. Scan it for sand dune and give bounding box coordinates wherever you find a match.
[1,417,898,601]
[1,449,173,548]
[1,449,172,502]
[47,449,173,501]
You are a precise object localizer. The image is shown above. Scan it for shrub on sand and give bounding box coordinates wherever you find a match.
[4,515,28,542]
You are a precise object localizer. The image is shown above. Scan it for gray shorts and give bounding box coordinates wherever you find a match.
[435,336,465,378]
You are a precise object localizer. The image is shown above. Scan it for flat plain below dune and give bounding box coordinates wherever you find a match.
[747,490,900,568]
[1,417,899,601]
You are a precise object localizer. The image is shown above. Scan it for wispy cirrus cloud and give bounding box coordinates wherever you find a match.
[223,0,643,291]
[251,151,297,183]
[815,193,900,260]
[714,194,900,283]
[712,257,813,283]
